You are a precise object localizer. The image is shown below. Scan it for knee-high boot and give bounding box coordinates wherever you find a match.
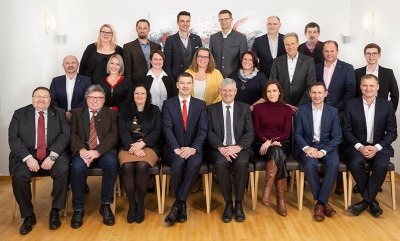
[275,178,287,217]
[262,159,278,206]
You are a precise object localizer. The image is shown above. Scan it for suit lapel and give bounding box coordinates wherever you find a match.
[292,55,304,84]
[174,34,185,62]
[134,40,146,61]
[232,103,239,139]
[82,107,90,140]
[46,107,55,145]
[71,75,81,105]
[174,97,185,130]
[328,60,342,91]
[216,103,224,138]
[264,35,273,59]
[356,98,367,132]
[28,105,36,147]
[306,104,314,139]
[373,98,380,137]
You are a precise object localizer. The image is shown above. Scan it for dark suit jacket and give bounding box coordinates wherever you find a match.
[315,59,356,112]
[70,106,119,156]
[164,32,202,80]
[270,53,316,106]
[140,74,178,99]
[342,97,397,157]
[123,39,161,83]
[8,105,70,175]
[97,76,134,111]
[355,66,399,111]
[161,96,208,156]
[298,41,324,65]
[50,74,92,111]
[294,103,342,158]
[207,101,254,156]
[251,33,286,78]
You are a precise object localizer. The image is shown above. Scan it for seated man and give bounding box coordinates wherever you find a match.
[343,74,397,218]
[207,78,254,223]
[69,85,119,228]
[294,82,342,222]
[9,87,70,234]
[162,72,208,226]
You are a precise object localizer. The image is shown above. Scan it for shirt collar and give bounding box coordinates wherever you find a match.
[324,59,338,67]
[362,97,376,105]
[222,100,234,109]
[179,31,190,40]
[179,95,191,104]
[287,52,299,60]
[147,69,168,78]
[311,103,324,111]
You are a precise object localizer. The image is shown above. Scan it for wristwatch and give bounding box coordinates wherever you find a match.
[49,155,57,161]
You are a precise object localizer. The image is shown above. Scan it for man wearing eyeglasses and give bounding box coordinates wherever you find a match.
[69,85,119,228]
[9,87,70,234]
[355,43,399,111]
[209,9,247,78]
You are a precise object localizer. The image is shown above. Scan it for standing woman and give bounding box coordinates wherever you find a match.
[98,54,133,111]
[185,47,223,106]
[79,24,123,84]
[118,84,161,223]
[228,50,267,110]
[140,50,177,110]
[252,80,292,217]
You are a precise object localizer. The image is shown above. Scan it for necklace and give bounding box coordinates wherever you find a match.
[238,77,247,90]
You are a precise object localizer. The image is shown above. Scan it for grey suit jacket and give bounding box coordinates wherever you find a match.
[209,30,248,78]
[270,53,316,106]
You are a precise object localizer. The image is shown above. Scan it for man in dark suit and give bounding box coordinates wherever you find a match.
[69,85,119,228]
[355,43,399,111]
[343,74,397,218]
[164,11,202,81]
[9,87,70,234]
[298,22,324,65]
[315,40,356,113]
[50,55,92,121]
[270,32,316,112]
[207,78,254,223]
[251,16,286,78]
[123,19,162,83]
[294,82,342,222]
[162,72,208,226]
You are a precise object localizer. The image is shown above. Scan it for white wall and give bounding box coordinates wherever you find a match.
[2,0,399,175]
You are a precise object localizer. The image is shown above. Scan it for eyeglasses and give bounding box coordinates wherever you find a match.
[218,18,232,22]
[100,31,112,35]
[365,52,379,57]
[87,96,105,101]
[33,95,50,99]
[197,55,210,60]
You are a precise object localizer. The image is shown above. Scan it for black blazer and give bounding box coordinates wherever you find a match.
[140,73,178,99]
[50,74,92,111]
[8,105,70,175]
[97,76,134,111]
[163,32,202,80]
[342,97,397,157]
[251,33,286,78]
[355,66,399,111]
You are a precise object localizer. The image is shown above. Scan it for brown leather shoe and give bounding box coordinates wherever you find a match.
[334,181,344,194]
[324,203,336,217]
[262,159,278,206]
[313,204,325,222]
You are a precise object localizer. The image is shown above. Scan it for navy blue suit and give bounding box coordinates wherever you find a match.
[343,97,397,203]
[315,60,356,112]
[294,103,342,203]
[50,74,92,111]
[162,96,208,201]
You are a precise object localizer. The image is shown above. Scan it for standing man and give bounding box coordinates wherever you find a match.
[162,72,208,226]
[207,78,254,223]
[50,55,92,122]
[298,22,324,65]
[9,87,70,234]
[123,19,162,83]
[270,32,316,112]
[251,16,286,78]
[69,85,119,228]
[209,9,248,78]
[164,11,202,81]
[343,74,397,218]
[355,43,399,111]
[294,82,342,222]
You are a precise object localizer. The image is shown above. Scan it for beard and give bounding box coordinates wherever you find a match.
[138,34,147,39]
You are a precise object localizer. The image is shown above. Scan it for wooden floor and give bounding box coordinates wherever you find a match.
[1,173,400,241]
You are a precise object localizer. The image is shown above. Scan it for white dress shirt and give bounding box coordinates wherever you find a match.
[287,53,299,83]
[268,34,279,59]
[222,101,236,145]
[66,74,77,111]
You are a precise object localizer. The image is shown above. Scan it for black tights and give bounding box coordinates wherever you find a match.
[120,161,150,218]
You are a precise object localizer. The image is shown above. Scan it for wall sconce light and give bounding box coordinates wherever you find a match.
[44,12,56,34]
[363,13,375,34]
[341,34,351,44]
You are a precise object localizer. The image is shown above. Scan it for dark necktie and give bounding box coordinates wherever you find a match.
[88,111,98,150]
[182,100,188,131]
[36,111,46,160]
[226,106,232,146]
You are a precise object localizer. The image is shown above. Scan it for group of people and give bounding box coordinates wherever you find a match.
[8,8,398,236]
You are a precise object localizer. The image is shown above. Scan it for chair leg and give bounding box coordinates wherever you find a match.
[246,173,251,192]
[342,172,348,211]
[254,171,259,210]
[203,174,210,214]
[390,170,396,210]
[161,174,167,214]
[116,175,122,197]
[290,170,295,193]
[166,176,170,196]
[348,172,353,207]
[299,171,304,211]
[32,177,36,199]
[12,195,17,218]
[250,172,256,211]
[63,187,69,217]
[295,170,300,208]
[155,175,162,214]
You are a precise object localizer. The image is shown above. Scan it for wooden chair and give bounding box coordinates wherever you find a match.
[148,161,162,214]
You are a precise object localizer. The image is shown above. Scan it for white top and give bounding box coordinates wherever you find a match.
[193,79,207,100]
[147,69,168,110]
[287,53,299,84]
[66,74,77,111]
[222,101,236,145]
[312,103,323,143]
[267,34,278,59]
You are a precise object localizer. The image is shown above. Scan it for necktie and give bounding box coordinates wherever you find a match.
[36,111,46,160]
[88,111,98,150]
[182,100,187,131]
[226,106,232,146]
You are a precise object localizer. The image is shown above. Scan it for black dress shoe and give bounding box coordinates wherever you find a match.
[177,203,187,223]
[234,203,246,222]
[370,199,383,218]
[99,204,115,226]
[348,200,369,216]
[164,205,180,226]
[19,214,36,234]
[49,210,61,230]
[222,204,234,223]
[71,210,85,229]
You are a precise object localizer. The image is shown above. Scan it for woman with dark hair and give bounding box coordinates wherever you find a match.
[79,24,123,84]
[228,50,267,111]
[252,80,292,217]
[118,84,161,223]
